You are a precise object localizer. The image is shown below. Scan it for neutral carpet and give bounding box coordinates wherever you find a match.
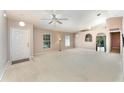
[1,48,123,82]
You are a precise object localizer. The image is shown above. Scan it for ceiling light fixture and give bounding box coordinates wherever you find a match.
[3,13,6,17]
[59,38,61,41]
[19,21,26,27]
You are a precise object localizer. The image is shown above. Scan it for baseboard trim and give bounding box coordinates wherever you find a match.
[0,60,11,81]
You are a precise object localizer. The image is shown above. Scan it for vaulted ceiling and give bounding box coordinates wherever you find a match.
[6,10,124,32]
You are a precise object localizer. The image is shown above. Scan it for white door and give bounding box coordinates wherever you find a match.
[11,29,30,61]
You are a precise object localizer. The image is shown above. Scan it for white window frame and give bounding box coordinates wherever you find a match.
[42,33,51,49]
[65,35,71,47]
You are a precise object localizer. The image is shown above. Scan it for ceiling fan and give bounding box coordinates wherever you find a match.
[40,13,68,24]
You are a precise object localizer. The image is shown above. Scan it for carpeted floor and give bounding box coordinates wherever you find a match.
[1,48,123,82]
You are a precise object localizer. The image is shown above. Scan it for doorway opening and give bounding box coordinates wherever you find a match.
[110,32,120,53]
[96,33,106,52]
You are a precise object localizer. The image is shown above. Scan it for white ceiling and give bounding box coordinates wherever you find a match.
[6,10,124,32]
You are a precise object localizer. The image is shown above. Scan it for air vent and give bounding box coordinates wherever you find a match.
[109,28,120,31]
[80,29,90,32]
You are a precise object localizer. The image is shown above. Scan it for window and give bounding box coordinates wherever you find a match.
[65,35,71,47]
[43,34,51,48]
[85,34,92,42]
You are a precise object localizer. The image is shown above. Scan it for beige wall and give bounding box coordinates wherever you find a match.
[75,24,110,52]
[8,19,34,60]
[75,17,123,53]
[7,19,74,57]
[107,17,123,30]
[34,28,74,55]
[0,11,8,79]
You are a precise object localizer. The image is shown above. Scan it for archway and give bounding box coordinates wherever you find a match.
[96,33,106,52]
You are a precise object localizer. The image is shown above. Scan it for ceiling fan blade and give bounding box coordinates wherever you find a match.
[56,20,62,24]
[58,18,68,20]
[52,14,56,18]
[40,18,52,20]
[48,20,53,24]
